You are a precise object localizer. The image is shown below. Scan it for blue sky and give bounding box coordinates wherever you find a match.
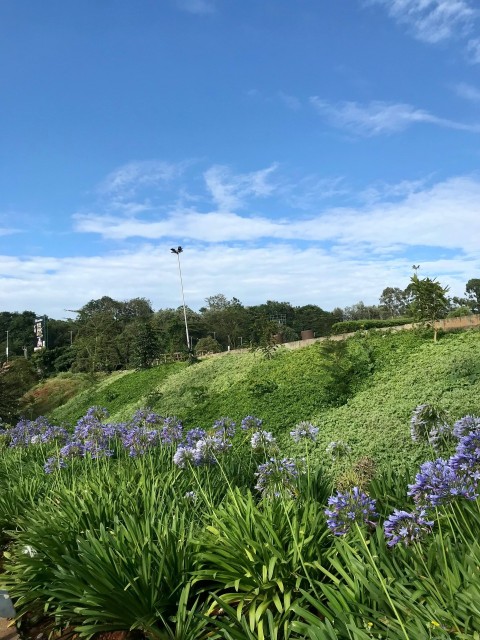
[1,0,480,318]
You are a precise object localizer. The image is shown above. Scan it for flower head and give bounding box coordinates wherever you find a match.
[452,415,480,439]
[254,458,300,499]
[410,403,451,449]
[290,421,319,443]
[408,458,478,507]
[241,415,263,431]
[251,430,276,453]
[383,509,434,547]
[325,487,377,536]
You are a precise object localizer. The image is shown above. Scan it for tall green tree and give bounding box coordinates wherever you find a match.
[408,274,450,342]
[379,287,409,317]
[465,278,480,313]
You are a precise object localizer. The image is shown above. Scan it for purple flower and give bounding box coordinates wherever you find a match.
[452,415,480,439]
[449,430,480,483]
[184,427,207,447]
[59,440,85,458]
[410,404,451,449]
[121,426,160,456]
[325,487,377,535]
[251,430,276,452]
[44,456,67,474]
[212,417,236,439]
[195,435,231,464]
[384,509,434,547]
[241,416,263,431]
[254,458,300,499]
[173,446,201,468]
[407,458,478,507]
[160,416,183,444]
[290,421,319,443]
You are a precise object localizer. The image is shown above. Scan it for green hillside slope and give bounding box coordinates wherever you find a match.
[47,328,480,472]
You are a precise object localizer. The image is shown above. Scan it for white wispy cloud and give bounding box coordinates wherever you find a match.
[4,164,480,318]
[74,174,480,254]
[367,0,477,44]
[98,160,185,198]
[203,164,278,211]
[310,98,480,136]
[277,92,302,111]
[453,82,480,101]
[467,38,480,63]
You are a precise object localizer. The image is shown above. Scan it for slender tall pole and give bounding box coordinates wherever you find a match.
[5,330,8,362]
[171,247,191,351]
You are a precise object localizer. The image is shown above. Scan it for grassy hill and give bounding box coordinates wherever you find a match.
[42,327,480,473]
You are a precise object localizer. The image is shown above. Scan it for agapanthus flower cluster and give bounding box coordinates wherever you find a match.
[121,427,160,457]
[184,427,207,447]
[241,415,263,431]
[254,458,300,499]
[290,421,319,443]
[383,509,434,547]
[72,409,116,459]
[452,415,480,439]
[325,487,377,536]
[251,430,276,453]
[407,458,478,507]
[212,417,236,440]
[449,429,480,478]
[128,409,165,429]
[44,456,68,474]
[5,417,67,448]
[174,434,231,468]
[326,440,351,459]
[159,416,183,444]
[410,403,451,449]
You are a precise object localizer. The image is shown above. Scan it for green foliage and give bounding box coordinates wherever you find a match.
[331,318,413,334]
[408,274,450,341]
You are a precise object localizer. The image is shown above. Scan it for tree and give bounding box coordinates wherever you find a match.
[195,336,222,355]
[130,321,159,369]
[465,279,480,314]
[408,274,450,342]
[379,287,409,318]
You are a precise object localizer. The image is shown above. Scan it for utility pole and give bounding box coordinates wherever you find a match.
[170,246,191,351]
[5,330,8,362]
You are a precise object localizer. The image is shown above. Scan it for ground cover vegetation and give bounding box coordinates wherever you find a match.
[0,273,479,638]
[1,401,480,639]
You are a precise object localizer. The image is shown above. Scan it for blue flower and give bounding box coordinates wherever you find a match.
[44,456,67,474]
[251,430,276,452]
[160,416,183,444]
[212,417,236,439]
[407,458,478,507]
[452,415,480,439]
[254,458,300,499]
[410,404,451,449]
[290,421,319,443]
[384,509,434,547]
[173,446,201,468]
[325,487,377,535]
[241,416,263,431]
[184,427,207,447]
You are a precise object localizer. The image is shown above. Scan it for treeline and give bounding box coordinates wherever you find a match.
[1,277,479,377]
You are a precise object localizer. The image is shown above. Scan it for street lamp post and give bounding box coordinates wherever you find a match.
[170,246,191,351]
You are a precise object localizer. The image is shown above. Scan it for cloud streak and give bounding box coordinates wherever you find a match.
[367,0,477,44]
[310,98,480,136]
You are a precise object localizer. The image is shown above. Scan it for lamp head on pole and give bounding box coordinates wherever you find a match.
[170,246,183,255]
